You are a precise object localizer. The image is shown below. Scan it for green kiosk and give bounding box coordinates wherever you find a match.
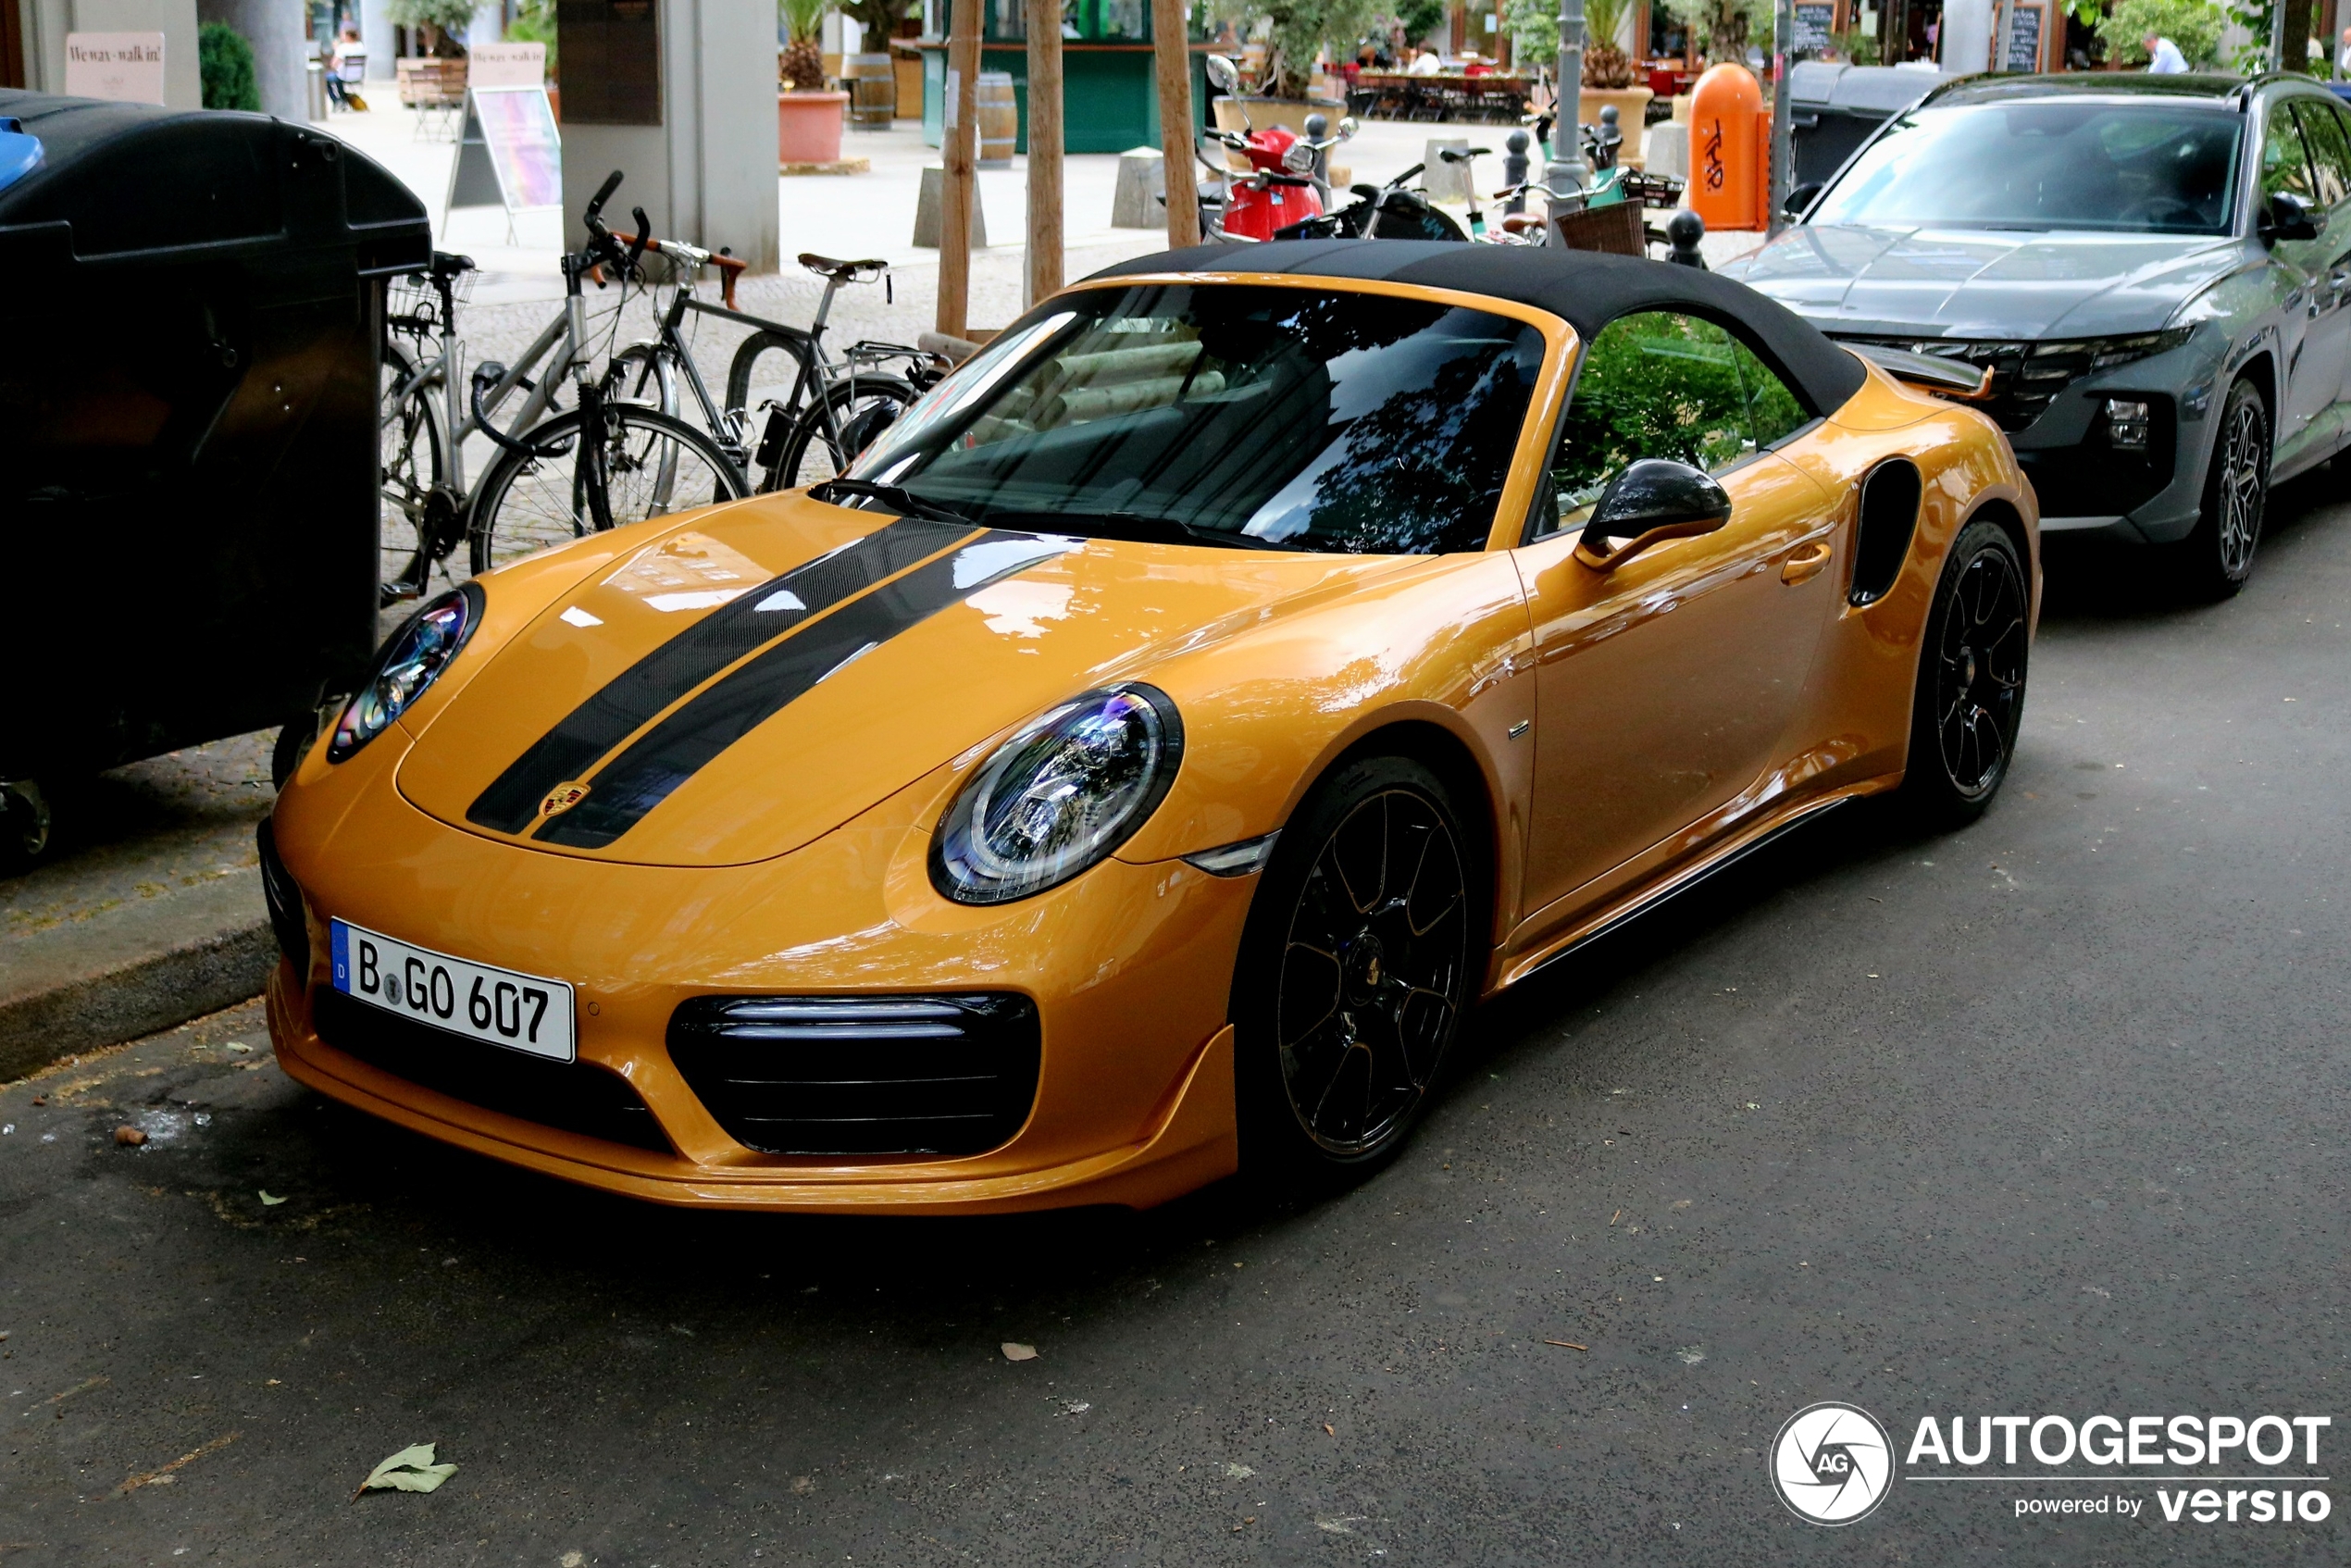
[918,0,1213,155]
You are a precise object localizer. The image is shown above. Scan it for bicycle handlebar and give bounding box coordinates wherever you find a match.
[583,169,624,230]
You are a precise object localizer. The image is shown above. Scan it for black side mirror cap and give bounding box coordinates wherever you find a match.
[1784,181,1823,217]
[1576,458,1734,570]
[2261,190,2320,243]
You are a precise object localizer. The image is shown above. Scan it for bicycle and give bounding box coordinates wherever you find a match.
[599,237,946,494]
[377,169,750,603]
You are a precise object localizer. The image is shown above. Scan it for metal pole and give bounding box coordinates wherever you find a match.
[1991,0,2014,69]
[1546,0,1589,200]
[2270,0,2288,67]
[1766,0,1792,234]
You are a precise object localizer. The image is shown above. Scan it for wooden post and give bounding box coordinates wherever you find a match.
[1151,0,1200,247]
[1025,0,1065,305]
[937,0,984,336]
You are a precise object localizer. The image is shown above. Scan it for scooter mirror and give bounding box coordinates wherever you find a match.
[1205,54,1241,94]
[1337,116,1359,141]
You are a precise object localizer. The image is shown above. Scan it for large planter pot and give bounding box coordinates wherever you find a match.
[1577,85,1654,166]
[778,90,848,165]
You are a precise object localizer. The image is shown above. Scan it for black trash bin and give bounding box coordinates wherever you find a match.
[1786,63,1955,190]
[0,91,429,833]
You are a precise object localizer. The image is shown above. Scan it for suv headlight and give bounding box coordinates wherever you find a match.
[329,584,482,762]
[931,684,1185,905]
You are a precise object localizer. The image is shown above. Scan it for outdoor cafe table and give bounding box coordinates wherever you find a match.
[1351,70,1533,123]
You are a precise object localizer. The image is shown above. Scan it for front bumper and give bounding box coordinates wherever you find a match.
[261,734,1253,1213]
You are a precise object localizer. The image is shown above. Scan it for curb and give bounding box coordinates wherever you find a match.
[1,880,275,1082]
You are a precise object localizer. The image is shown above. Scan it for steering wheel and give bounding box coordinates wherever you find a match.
[2118,197,2207,230]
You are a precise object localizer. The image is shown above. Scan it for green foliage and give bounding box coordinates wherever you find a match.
[782,0,829,44]
[1502,0,1556,67]
[1656,0,1773,64]
[386,0,484,40]
[2096,0,2227,66]
[506,0,557,74]
[1549,312,1805,519]
[197,21,260,111]
[1248,0,1386,98]
[1393,0,1447,46]
[1831,24,1880,62]
[840,0,913,45]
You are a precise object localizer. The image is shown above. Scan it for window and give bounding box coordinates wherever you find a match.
[850,283,1549,555]
[2293,98,2351,208]
[1536,311,1807,536]
[2262,98,2317,203]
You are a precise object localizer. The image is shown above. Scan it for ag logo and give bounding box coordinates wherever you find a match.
[1771,1402,1895,1524]
[539,780,591,818]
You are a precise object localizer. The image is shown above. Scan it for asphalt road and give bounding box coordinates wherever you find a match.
[2,483,2346,1567]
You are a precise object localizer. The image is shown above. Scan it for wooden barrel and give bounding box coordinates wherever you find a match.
[976,70,1017,168]
[844,52,894,130]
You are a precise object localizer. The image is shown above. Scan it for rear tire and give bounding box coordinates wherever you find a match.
[774,376,919,492]
[1900,518,2030,828]
[2172,376,2268,601]
[1231,755,1475,1187]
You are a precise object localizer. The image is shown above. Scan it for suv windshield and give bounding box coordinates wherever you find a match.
[1810,102,2242,234]
[846,282,1549,554]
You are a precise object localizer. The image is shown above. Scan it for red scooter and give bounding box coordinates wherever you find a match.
[1198,54,1355,242]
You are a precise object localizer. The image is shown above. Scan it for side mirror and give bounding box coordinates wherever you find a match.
[1337,115,1359,142]
[1205,54,1242,95]
[1784,180,1822,217]
[1575,459,1733,570]
[2261,189,2320,244]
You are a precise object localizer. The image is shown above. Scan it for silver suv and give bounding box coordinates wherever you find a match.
[1723,73,2351,597]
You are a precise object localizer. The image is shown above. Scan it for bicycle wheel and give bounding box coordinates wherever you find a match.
[379,343,445,602]
[774,376,919,492]
[469,404,751,576]
[601,341,679,416]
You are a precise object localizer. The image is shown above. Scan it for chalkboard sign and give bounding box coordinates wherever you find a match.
[2003,0,2045,70]
[446,84,564,239]
[1790,1,1836,57]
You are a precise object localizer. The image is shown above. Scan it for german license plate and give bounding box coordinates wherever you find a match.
[329,919,577,1064]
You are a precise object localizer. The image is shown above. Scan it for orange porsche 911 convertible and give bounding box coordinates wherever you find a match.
[261,243,2038,1213]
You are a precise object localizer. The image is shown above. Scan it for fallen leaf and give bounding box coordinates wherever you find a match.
[224,1043,253,1054]
[1544,1340,1587,1350]
[354,1442,458,1500]
[1323,1423,1335,1436]
[1001,1342,1038,1363]
[114,1126,147,1147]
[258,1191,287,1207]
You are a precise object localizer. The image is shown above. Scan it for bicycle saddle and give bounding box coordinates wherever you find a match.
[799,253,889,282]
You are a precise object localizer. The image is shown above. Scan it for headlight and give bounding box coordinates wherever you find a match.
[328,584,482,762]
[931,684,1184,905]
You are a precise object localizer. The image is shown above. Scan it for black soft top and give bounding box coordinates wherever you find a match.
[1086,239,1871,416]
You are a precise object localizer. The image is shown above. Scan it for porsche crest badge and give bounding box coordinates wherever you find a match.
[539,781,591,819]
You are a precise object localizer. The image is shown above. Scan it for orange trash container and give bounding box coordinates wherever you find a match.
[1688,63,1764,232]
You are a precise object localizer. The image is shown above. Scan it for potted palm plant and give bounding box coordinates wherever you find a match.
[1209,0,1376,138]
[1507,0,1651,164]
[777,0,850,165]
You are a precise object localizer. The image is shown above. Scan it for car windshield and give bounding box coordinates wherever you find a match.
[1809,102,2242,234]
[845,282,1549,554]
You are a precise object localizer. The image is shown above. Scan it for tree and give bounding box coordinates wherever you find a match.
[1393,0,1446,48]
[386,0,480,55]
[781,0,827,88]
[840,0,913,50]
[506,0,557,76]
[1655,0,1773,64]
[2096,0,2226,64]
[1246,0,1387,99]
[198,20,260,110]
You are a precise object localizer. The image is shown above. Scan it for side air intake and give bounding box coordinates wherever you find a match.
[1851,458,1922,607]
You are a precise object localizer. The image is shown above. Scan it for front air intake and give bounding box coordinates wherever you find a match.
[667,993,1042,1158]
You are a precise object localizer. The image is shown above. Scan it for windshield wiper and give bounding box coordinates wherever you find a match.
[808,477,983,527]
[1002,510,1303,552]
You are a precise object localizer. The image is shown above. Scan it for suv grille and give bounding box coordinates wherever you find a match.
[312,988,670,1154]
[667,994,1041,1158]
[1832,330,2190,432]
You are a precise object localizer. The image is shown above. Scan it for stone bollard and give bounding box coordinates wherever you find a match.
[1666,208,1707,268]
[1501,128,1529,214]
[1422,138,1470,204]
[1110,147,1166,229]
[914,166,989,248]
[1645,120,1690,181]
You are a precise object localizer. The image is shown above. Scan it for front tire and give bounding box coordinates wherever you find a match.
[2173,376,2268,600]
[1232,756,1475,1183]
[1901,518,2030,827]
[467,404,750,577]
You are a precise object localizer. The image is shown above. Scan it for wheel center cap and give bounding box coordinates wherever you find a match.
[1341,931,1387,1004]
[1961,646,1977,689]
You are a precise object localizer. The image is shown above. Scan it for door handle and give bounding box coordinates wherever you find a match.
[1780,540,1834,585]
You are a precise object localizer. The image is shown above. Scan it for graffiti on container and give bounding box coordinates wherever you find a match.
[1702,119,1725,191]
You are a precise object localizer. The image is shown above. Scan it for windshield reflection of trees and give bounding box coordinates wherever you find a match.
[905,286,1543,555]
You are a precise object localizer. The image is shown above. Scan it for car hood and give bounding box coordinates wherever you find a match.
[396,495,1406,867]
[1721,224,2253,338]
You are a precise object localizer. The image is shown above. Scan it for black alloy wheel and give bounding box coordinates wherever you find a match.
[1903,517,2030,826]
[2176,376,2269,601]
[1236,756,1474,1176]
